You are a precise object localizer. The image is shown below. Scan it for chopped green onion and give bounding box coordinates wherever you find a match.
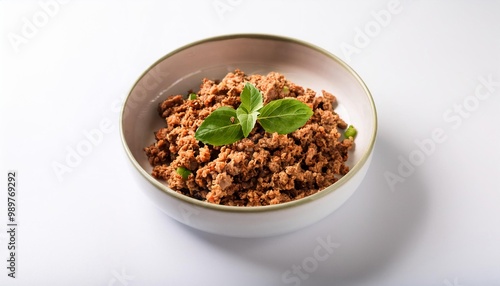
[176,167,192,180]
[282,86,290,95]
[344,125,357,139]
[188,93,197,100]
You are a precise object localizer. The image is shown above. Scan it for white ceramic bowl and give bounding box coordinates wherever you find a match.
[120,34,377,237]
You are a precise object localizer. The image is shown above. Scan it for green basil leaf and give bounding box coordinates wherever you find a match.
[258,98,313,134]
[239,82,263,113]
[195,107,243,146]
[236,108,259,138]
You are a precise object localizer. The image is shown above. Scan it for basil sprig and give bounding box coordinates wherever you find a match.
[195,83,313,146]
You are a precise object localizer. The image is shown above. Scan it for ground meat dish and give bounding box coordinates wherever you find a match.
[144,70,354,206]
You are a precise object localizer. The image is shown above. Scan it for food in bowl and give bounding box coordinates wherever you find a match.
[144,69,356,206]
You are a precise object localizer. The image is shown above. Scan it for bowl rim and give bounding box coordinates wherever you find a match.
[119,33,378,213]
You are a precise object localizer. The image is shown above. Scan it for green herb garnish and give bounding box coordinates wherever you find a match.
[237,83,263,137]
[258,98,313,135]
[193,107,244,146]
[176,167,192,180]
[282,86,290,95]
[188,93,197,100]
[195,83,313,146]
[344,125,357,139]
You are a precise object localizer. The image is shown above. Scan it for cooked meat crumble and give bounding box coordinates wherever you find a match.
[144,70,354,206]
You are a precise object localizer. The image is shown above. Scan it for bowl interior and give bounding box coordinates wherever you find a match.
[121,35,376,205]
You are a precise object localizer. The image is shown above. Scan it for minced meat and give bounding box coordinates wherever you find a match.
[144,70,354,206]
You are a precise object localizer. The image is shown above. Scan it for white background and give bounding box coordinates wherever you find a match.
[1,0,500,285]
